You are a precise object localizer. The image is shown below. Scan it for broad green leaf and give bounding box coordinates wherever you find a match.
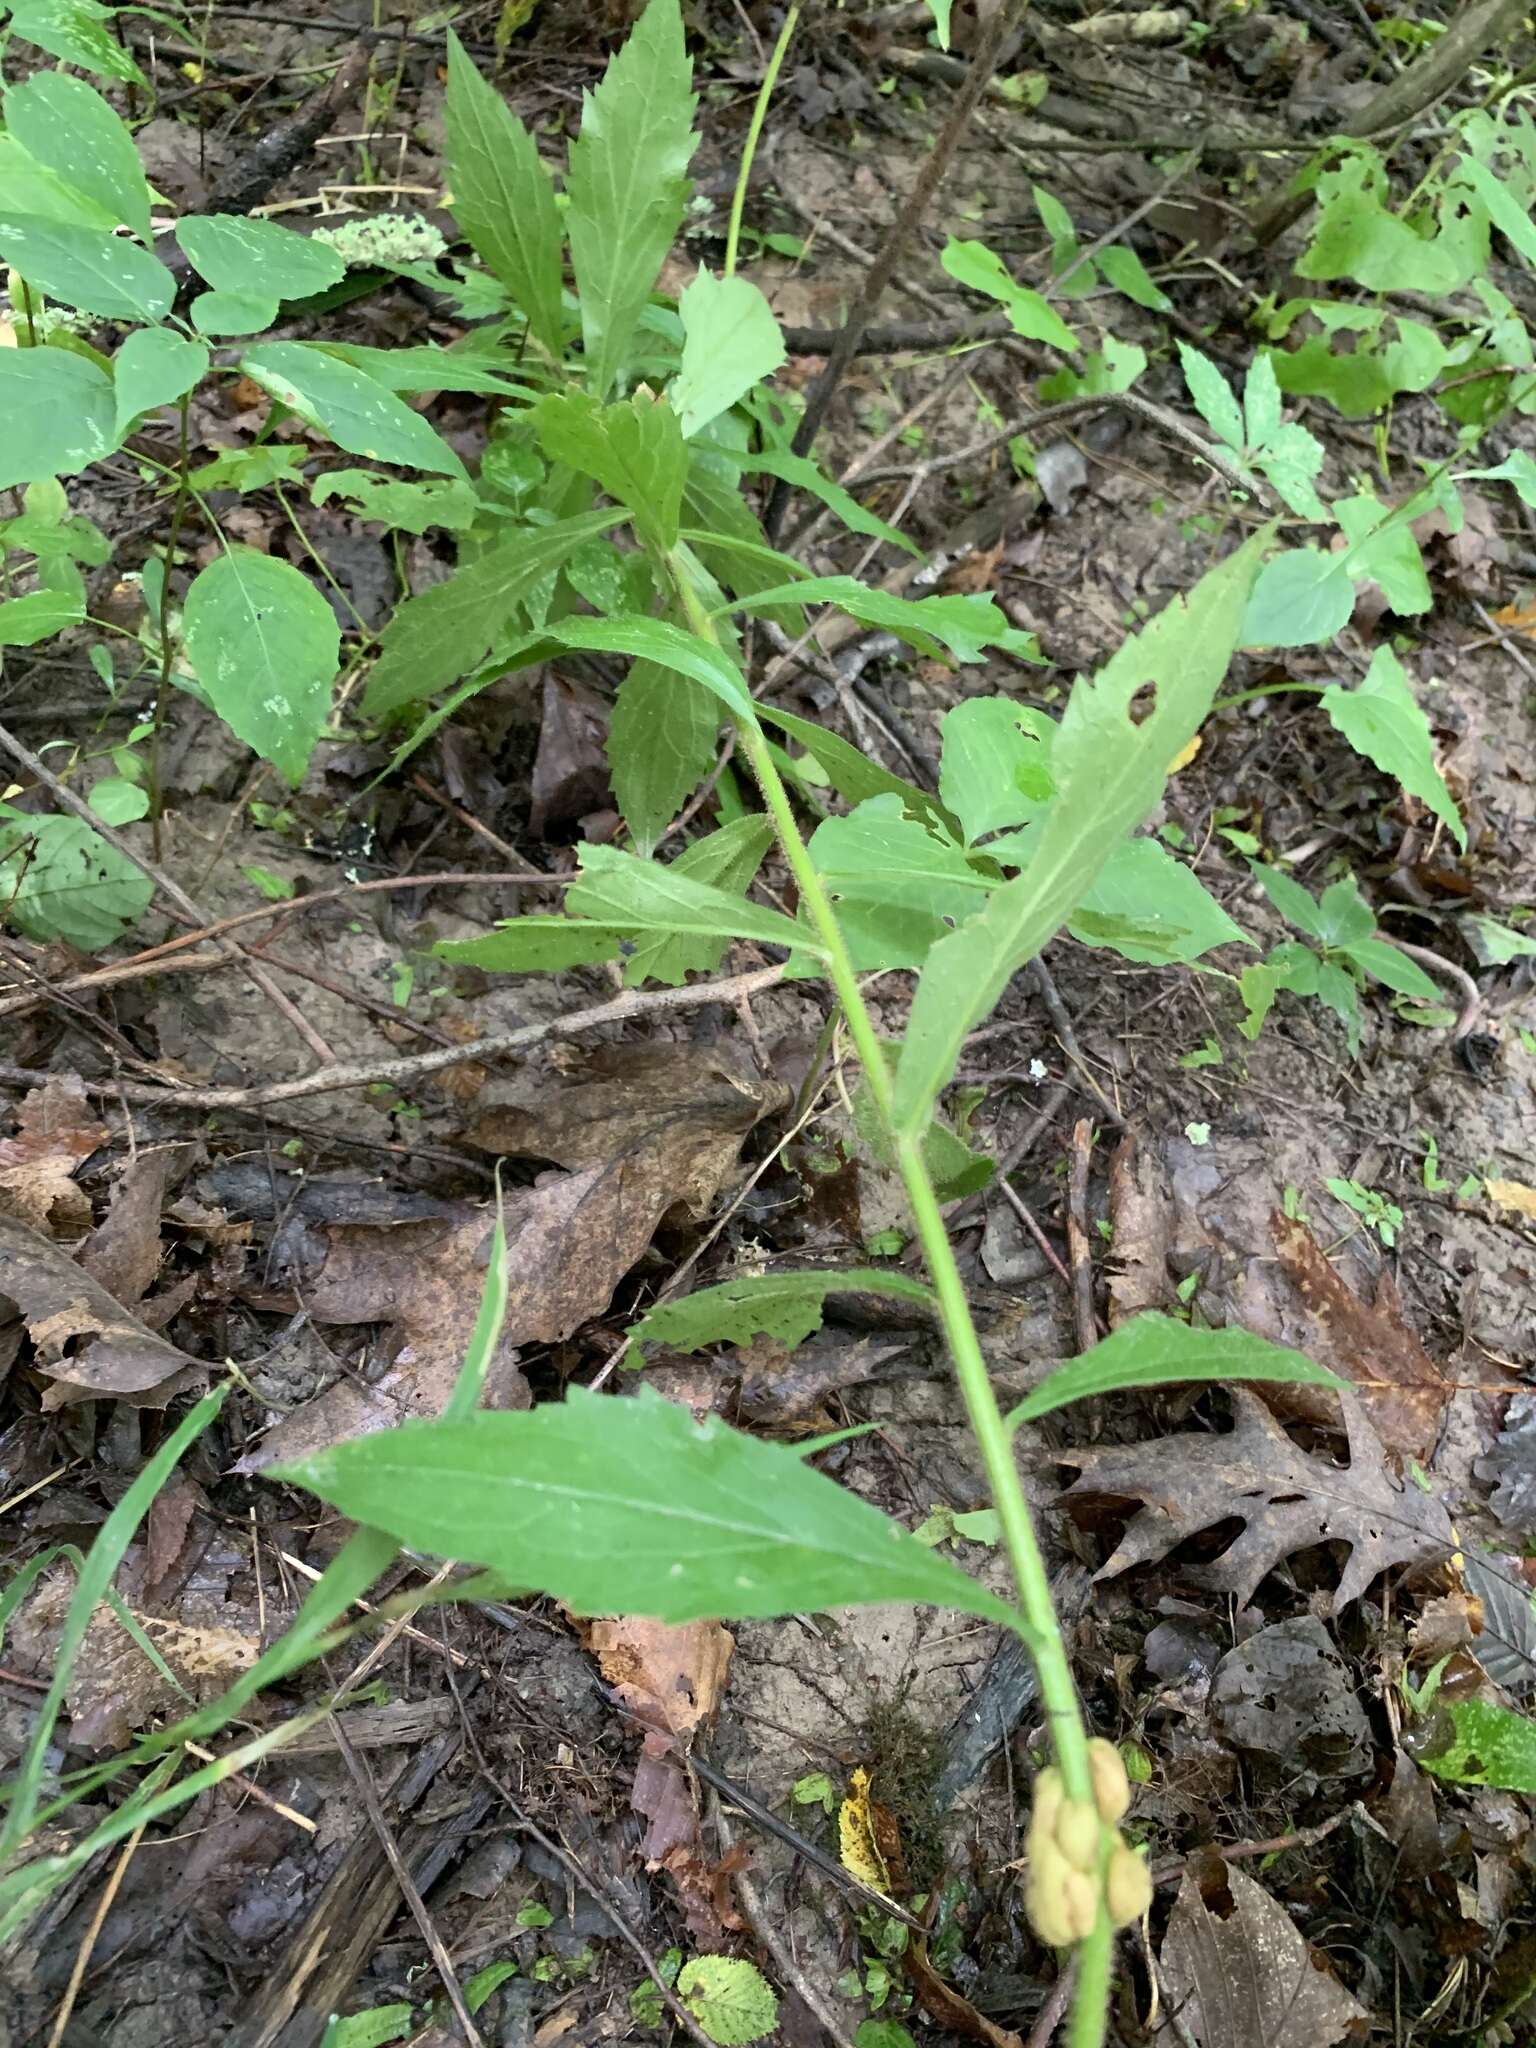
[1096,241,1170,311]
[567,840,812,953]
[1321,647,1464,849]
[534,389,686,553]
[1314,874,1374,951]
[1414,1697,1536,1793]
[7,0,146,84]
[1452,157,1536,273]
[1034,183,1084,285]
[0,135,117,229]
[0,214,172,321]
[925,0,952,46]
[565,0,698,399]
[437,917,625,974]
[1249,861,1325,941]
[1005,1313,1342,1429]
[939,696,1056,841]
[724,576,1029,664]
[0,588,80,644]
[87,774,148,824]
[317,341,533,397]
[0,806,153,949]
[1315,957,1364,1052]
[1242,349,1283,451]
[726,447,921,558]
[1242,547,1354,648]
[277,1384,1015,1624]
[892,530,1268,1136]
[1460,451,1536,509]
[5,71,151,242]
[939,237,1076,351]
[630,1268,934,1354]
[182,551,340,785]
[608,656,720,852]
[672,269,786,438]
[1072,834,1247,964]
[190,289,277,338]
[176,214,345,301]
[241,343,466,478]
[444,31,564,357]
[808,795,987,970]
[619,813,774,984]
[1238,962,1281,1038]
[761,704,956,838]
[311,469,478,533]
[362,508,622,714]
[1334,495,1430,615]
[0,348,116,489]
[1343,937,1440,1000]
[536,611,755,721]
[1466,914,1536,964]
[677,1956,778,2047]
[1300,152,1461,293]
[112,329,208,438]
[188,445,310,495]
[1177,342,1243,451]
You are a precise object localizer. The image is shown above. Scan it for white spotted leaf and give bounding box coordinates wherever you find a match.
[239,342,466,478]
[182,551,340,785]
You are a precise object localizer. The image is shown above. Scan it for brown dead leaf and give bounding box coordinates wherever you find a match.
[906,1940,1023,2048]
[0,1211,205,1408]
[1492,599,1536,639]
[1485,1179,1536,1220]
[0,1076,106,1230]
[529,671,610,836]
[80,1145,192,1308]
[1160,1860,1368,2048]
[582,1613,735,1938]
[1272,1211,1449,1458]
[1106,1129,1172,1325]
[1055,1387,1454,1613]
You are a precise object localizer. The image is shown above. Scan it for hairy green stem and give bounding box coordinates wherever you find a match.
[670,555,1108,2044]
[724,5,799,280]
[150,392,193,858]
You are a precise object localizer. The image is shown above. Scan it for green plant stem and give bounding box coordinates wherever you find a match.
[150,392,193,856]
[669,552,1109,2043]
[724,5,799,280]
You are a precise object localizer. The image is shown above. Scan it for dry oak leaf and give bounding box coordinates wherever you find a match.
[1055,1388,1454,1613]
[0,1210,205,1408]
[1270,1211,1449,1459]
[0,1075,106,1230]
[1159,1861,1367,2048]
[1485,1178,1536,1220]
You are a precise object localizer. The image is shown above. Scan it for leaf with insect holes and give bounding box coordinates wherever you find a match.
[939,696,1056,842]
[310,470,478,534]
[182,552,340,786]
[808,797,989,971]
[1006,1313,1343,1429]
[940,237,1076,351]
[0,214,172,321]
[7,0,146,84]
[112,331,209,439]
[672,269,786,438]
[534,389,687,554]
[0,349,117,490]
[608,659,722,853]
[241,343,466,478]
[362,508,622,714]
[892,530,1268,1135]
[1451,157,1536,272]
[277,1383,1016,1625]
[567,841,812,954]
[630,1269,934,1354]
[0,807,153,950]
[1243,548,1354,648]
[5,71,151,241]
[565,0,698,399]
[1321,648,1464,849]
[1300,152,1462,294]
[445,30,564,357]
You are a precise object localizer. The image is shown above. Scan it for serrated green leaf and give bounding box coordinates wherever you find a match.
[1252,418,1327,520]
[1177,341,1243,451]
[311,469,478,534]
[5,71,151,242]
[182,551,340,785]
[7,0,146,84]
[0,348,116,489]
[631,1268,933,1354]
[567,840,811,953]
[1096,240,1170,311]
[1242,349,1283,451]
[0,587,81,645]
[1343,936,1441,1000]
[278,1384,1015,1624]
[0,214,172,321]
[1321,646,1464,849]
[0,806,153,949]
[891,530,1268,1136]
[362,508,622,714]
[241,342,466,478]
[566,0,698,398]
[112,329,208,439]
[1415,1697,1536,1793]
[1242,547,1354,648]
[808,795,987,971]
[445,30,564,357]
[534,389,686,553]
[672,269,785,437]
[176,213,345,301]
[608,657,720,852]
[678,1956,778,2046]
[1005,1312,1342,1429]
[619,814,774,984]
[939,237,1076,350]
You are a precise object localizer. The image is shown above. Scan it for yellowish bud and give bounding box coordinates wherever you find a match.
[1030,1765,1063,1841]
[1053,1797,1102,1874]
[1087,1738,1132,1824]
[1106,1842,1153,1928]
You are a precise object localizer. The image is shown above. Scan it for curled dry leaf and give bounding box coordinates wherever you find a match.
[80,1144,193,1309]
[1055,1387,1454,1613]
[0,1075,106,1231]
[0,1210,206,1408]
[1159,1860,1367,2048]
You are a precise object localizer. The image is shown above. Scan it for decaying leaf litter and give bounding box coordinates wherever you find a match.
[4,3,1536,2046]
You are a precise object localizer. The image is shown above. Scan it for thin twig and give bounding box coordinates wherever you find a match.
[1375,933,1483,1040]
[0,963,789,1111]
[997,1177,1074,1291]
[48,1820,149,2048]
[1030,958,1123,1126]
[1065,1118,1099,1352]
[1024,1959,1079,2048]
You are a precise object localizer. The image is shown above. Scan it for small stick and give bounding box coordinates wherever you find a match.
[711,1793,862,2048]
[410,774,541,873]
[1024,1959,1079,2048]
[1065,1119,1099,1352]
[183,1741,317,1834]
[48,1820,149,2048]
[997,1177,1074,1291]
